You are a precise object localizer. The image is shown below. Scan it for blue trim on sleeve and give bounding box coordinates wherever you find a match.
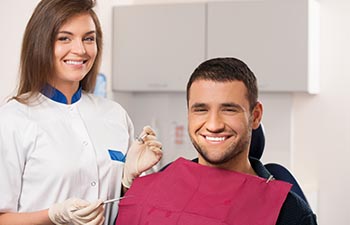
[41,84,82,104]
[108,149,126,163]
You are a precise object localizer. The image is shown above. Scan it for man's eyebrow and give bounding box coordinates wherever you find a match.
[190,102,206,109]
[221,102,241,108]
[221,102,245,111]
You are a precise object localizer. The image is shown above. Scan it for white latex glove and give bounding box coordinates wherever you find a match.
[122,125,163,188]
[48,198,105,225]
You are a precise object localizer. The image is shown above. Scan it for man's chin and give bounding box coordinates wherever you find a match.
[197,152,230,165]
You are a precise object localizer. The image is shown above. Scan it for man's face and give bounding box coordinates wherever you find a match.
[187,79,260,169]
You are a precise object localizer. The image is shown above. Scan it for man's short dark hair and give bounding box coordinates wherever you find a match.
[186,57,258,111]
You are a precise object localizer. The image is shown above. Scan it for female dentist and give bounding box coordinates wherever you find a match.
[0,0,162,224]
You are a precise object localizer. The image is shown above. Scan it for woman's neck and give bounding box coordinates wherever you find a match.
[48,81,80,104]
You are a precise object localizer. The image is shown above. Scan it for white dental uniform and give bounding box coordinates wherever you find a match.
[0,87,134,225]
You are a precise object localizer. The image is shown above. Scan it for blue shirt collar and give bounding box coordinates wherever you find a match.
[41,84,82,104]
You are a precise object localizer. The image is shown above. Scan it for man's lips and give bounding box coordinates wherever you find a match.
[202,135,233,142]
[205,136,226,142]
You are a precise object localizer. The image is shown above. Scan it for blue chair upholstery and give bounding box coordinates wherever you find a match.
[249,124,310,206]
[264,163,309,204]
[249,124,265,159]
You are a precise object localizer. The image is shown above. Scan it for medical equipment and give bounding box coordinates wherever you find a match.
[68,196,128,213]
[103,196,127,205]
[123,126,162,188]
[137,133,148,144]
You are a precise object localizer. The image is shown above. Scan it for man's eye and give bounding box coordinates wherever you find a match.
[193,108,207,112]
[223,108,237,112]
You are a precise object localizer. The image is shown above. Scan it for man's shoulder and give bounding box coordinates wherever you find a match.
[277,191,317,225]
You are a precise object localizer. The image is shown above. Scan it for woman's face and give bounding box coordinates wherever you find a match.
[52,13,97,91]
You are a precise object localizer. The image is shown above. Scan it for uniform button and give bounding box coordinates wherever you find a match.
[83,141,89,146]
[91,181,96,187]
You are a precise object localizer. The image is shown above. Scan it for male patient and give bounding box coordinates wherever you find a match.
[116,57,317,225]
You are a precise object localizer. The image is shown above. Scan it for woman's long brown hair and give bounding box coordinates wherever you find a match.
[14,0,102,104]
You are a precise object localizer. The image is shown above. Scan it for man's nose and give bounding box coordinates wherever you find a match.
[205,112,225,133]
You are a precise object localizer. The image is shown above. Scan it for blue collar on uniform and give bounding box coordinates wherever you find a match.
[41,84,82,104]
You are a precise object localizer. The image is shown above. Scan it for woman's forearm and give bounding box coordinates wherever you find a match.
[0,210,53,225]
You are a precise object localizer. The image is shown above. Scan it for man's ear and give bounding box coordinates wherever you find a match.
[251,101,263,129]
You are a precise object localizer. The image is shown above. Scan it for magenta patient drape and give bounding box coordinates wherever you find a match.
[116,158,291,225]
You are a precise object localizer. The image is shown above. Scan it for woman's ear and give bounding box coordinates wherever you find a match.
[251,101,263,129]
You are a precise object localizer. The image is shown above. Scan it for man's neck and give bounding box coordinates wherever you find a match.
[198,154,257,176]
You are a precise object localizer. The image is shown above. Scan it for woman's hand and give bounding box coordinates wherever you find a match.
[122,126,163,188]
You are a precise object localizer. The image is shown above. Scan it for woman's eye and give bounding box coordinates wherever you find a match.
[57,36,70,42]
[84,36,95,42]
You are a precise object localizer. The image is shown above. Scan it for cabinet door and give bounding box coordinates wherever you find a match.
[113,3,206,92]
[207,0,319,93]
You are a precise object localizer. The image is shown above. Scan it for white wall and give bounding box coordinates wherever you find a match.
[293,1,350,223]
[1,0,349,224]
[0,0,40,105]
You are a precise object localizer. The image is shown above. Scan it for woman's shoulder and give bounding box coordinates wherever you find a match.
[0,93,44,116]
[0,99,37,132]
[0,99,29,118]
[82,92,128,113]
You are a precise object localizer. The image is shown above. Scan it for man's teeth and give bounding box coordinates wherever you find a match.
[66,60,83,65]
[206,136,226,141]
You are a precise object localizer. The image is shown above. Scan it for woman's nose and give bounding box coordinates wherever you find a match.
[71,40,86,55]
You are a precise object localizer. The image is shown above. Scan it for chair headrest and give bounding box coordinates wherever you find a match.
[249,124,265,159]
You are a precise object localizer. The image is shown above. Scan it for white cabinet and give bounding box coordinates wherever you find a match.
[112,0,319,93]
[112,3,206,92]
[207,0,320,93]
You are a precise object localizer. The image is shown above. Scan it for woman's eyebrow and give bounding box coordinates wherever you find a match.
[57,30,96,35]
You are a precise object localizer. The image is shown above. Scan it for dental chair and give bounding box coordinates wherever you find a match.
[249,124,310,206]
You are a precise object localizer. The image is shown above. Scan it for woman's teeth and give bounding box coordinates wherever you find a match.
[65,60,84,65]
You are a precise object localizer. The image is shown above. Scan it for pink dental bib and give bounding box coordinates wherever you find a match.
[116,157,291,225]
